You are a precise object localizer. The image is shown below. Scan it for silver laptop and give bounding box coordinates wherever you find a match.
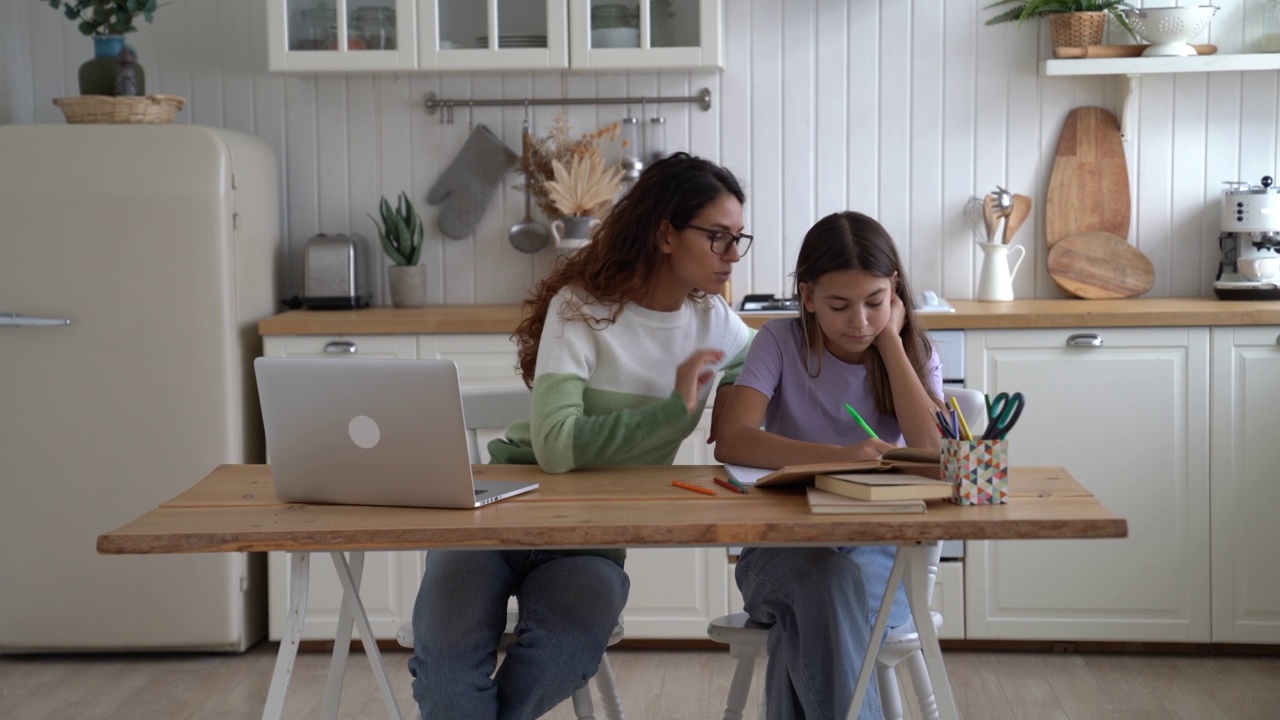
[254,357,539,508]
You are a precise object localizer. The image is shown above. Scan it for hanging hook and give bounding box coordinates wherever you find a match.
[467,102,473,132]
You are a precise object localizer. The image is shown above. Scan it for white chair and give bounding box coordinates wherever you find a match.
[396,385,626,720]
[705,387,984,720]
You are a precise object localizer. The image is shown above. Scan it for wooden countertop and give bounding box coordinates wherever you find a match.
[258,297,1280,336]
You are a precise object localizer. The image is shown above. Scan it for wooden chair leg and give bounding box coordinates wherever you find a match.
[721,646,762,720]
[594,652,624,720]
[905,650,940,720]
[876,664,905,720]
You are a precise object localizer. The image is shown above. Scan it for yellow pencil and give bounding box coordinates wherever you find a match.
[949,396,974,441]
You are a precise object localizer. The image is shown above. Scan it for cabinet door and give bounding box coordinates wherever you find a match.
[965,328,1211,642]
[419,0,568,70]
[568,0,723,69]
[267,0,419,72]
[263,335,420,641]
[1210,327,1280,643]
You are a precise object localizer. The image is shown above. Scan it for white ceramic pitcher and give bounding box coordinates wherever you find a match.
[975,241,1026,302]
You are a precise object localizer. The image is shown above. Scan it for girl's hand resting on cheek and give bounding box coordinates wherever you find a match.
[874,290,907,352]
[676,349,725,414]
[842,437,897,462]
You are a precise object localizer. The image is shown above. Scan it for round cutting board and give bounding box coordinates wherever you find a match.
[1047,231,1155,299]
[1045,107,1131,247]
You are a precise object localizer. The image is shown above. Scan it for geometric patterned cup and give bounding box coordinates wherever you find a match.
[941,438,1009,505]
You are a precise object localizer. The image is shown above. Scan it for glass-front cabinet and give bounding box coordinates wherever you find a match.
[267,0,722,72]
[568,0,722,69]
[419,0,569,70]
[267,0,418,71]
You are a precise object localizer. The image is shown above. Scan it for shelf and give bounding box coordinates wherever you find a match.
[1041,53,1280,142]
[1042,52,1280,77]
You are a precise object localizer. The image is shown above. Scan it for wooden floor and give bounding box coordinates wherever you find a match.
[1,644,1278,719]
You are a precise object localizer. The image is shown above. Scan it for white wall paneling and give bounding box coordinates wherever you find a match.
[6,0,1280,305]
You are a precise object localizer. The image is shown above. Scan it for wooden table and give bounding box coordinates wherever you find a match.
[99,464,1127,720]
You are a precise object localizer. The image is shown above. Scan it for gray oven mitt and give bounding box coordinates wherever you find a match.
[426,124,518,240]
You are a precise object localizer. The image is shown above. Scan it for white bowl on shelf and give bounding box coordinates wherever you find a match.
[591,27,640,49]
[1119,5,1218,56]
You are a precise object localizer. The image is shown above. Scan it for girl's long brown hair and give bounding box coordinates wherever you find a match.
[793,211,939,416]
[513,152,745,387]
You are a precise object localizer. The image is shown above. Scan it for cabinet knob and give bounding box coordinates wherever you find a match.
[1066,333,1103,348]
[323,341,358,354]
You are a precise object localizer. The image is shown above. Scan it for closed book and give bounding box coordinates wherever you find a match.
[805,487,926,514]
[814,473,954,502]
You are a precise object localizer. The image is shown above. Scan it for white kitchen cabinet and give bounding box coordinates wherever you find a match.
[267,0,419,73]
[1210,327,1280,644]
[418,0,569,71]
[568,0,722,70]
[964,327,1211,642]
[268,0,721,73]
[263,333,733,640]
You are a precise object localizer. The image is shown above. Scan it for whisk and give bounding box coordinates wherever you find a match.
[963,196,989,243]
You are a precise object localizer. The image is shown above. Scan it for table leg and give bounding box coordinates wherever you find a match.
[262,552,310,720]
[331,551,403,720]
[322,551,365,720]
[846,547,909,720]
[902,543,961,720]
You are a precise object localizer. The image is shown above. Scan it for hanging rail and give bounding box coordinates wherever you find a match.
[423,87,712,121]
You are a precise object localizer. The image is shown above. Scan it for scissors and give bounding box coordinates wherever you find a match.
[982,391,1025,440]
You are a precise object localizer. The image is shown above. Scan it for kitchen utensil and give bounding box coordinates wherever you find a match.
[509,119,550,253]
[975,240,1026,302]
[993,186,1013,217]
[981,194,999,243]
[1002,194,1033,245]
[963,196,988,243]
[1119,5,1218,57]
[1053,43,1216,58]
[1045,107,1130,248]
[1047,231,1155,299]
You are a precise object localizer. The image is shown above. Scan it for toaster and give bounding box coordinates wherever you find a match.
[303,234,372,309]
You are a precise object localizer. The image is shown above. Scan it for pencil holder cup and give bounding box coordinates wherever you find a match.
[942,438,1009,505]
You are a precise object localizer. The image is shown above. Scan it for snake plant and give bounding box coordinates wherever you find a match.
[369,192,424,266]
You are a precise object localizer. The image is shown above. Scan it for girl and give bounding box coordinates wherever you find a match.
[409,153,756,720]
[713,211,943,720]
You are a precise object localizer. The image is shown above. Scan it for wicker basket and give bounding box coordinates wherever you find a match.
[1048,11,1107,48]
[52,94,186,124]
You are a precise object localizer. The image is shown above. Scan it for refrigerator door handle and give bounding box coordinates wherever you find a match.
[0,313,72,327]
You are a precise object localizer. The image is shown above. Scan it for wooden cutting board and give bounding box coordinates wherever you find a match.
[1047,231,1155,299]
[1045,108,1130,248]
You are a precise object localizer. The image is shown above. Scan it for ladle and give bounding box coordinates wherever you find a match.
[509,115,550,253]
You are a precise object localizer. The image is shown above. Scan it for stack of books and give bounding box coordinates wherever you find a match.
[806,471,953,515]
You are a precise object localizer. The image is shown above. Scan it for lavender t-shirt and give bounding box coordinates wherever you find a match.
[735,318,944,446]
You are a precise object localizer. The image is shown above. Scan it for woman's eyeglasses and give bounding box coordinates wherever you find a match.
[679,223,753,256]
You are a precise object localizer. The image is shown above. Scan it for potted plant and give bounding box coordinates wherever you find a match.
[42,0,160,95]
[369,192,427,308]
[984,0,1138,49]
[519,113,625,250]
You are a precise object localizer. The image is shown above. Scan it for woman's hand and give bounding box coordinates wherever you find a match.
[841,437,897,462]
[874,290,906,352]
[676,349,725,414]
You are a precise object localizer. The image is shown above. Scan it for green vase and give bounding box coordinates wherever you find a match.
[78,36,146,96]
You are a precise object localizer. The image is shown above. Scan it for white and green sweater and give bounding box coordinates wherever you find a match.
[490,286,754,474]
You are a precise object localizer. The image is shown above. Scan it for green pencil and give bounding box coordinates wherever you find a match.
[844,403,880,440]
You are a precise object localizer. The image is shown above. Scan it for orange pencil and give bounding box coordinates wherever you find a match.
[672,480,717,496]
[713,477,746,495]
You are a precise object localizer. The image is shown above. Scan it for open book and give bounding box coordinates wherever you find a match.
[726,447,941,488]
[806,487,926,515]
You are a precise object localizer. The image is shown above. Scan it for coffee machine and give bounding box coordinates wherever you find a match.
[1217,175,1280,300]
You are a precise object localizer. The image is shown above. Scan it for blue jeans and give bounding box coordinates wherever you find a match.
[408,549,629,720]
[735,546,910,720]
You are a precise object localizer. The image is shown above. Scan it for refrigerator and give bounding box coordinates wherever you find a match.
[0,125,279,652]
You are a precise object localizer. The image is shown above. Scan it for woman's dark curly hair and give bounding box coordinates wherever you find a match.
[512,152,745,387]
